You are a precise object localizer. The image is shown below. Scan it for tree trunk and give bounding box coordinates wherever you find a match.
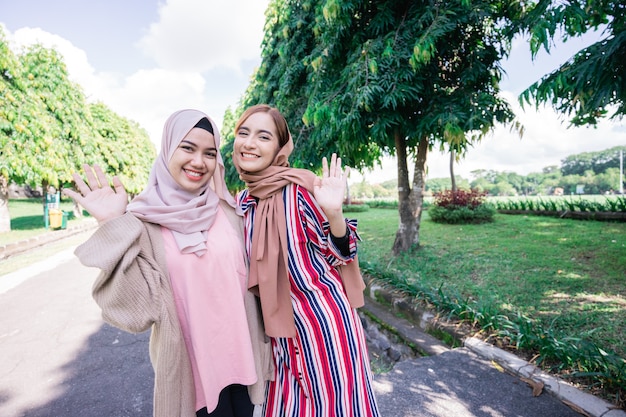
[0,175,10,233]
[410,136,428,246]
[392,132,428,254]
[42,179,49,228]
[450,149,457,192]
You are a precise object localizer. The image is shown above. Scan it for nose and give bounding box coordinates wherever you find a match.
[241,135,256,149]
[190,151,204,166]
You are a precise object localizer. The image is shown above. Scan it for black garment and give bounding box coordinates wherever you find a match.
[196,384,254,417]
[330,225,351,257]
[194,117,214,135]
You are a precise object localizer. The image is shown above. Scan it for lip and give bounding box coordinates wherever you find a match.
[183,168,204,181]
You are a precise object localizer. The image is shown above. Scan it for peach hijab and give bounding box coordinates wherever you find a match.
[127,109,236,256]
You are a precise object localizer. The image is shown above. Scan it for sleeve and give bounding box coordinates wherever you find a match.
[293,185,360,267]
[74,212,165,334]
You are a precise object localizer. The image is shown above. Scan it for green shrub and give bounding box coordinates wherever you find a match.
[365,199,399,209]
[494,196,626,213]
[343,203,370,212]
[428,189,495,224]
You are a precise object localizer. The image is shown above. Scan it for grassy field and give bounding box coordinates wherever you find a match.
[0,198,91,246]
[0,199,96,276]
[353,208,625,358]
[353,207,625,406]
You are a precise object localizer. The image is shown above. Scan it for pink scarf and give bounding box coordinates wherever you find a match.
[128,109,236,256]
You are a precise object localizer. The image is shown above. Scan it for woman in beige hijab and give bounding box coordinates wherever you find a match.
[64,109,272,417]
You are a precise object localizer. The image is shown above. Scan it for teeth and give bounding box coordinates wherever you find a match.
[185,170,202,177]
[242,153,259,158]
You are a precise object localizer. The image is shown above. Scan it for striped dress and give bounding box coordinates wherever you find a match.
[238,184,379,417]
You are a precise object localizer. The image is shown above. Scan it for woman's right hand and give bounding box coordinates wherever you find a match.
[63,164,128,224]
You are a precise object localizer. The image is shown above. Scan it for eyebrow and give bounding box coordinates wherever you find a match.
[239,125,274,137]
[180,139,217,151]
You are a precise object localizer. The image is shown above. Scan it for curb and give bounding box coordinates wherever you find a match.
[363,281,626,417]
[465,338,626,417]
[0,218,98,260]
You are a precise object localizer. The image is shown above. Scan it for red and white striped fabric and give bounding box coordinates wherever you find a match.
[238,184,379,417]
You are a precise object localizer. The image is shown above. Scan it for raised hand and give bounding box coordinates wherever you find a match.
[63,164,128,224]
[314,153,350,236]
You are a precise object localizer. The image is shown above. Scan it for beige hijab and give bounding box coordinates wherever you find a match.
[128,109,236,256]
[235,139,365,337]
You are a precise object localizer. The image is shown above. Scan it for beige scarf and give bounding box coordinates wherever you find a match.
[235,143,365,337]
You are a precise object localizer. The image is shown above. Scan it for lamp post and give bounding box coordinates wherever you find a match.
[619,150,624,195]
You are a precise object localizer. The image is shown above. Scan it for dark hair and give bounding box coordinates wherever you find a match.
[235,104,290,148]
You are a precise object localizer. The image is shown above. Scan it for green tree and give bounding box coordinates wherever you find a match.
[88,102,155,195]
[500,172,525,194]
[248,0,522,254]
[220,106,245,193]
[0,28,155,231]
[426,176,470,194]
[351,180,393,199]
[469,177,493,194]
[0,28,32,232]
[19,44,93,188]
[243,0,326,169]
[596,167,621,193]
[523,171,544,195]
[1,30,63,231]
[491,180,517,196]
[519,0,625,125]
[561,146,626,176]
[309,1,521,253]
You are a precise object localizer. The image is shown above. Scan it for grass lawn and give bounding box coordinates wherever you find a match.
[1,198,92,246]
[352,208,626,363]
[0,198,96,276]
[353,208,625,406]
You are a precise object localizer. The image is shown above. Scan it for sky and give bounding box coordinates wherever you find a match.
[1,0,624,184]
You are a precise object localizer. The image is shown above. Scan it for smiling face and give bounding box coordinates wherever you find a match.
[234,112,281,173]
[167,127,217,194]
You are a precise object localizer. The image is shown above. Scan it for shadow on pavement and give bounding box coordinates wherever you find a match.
[5,323,153,417]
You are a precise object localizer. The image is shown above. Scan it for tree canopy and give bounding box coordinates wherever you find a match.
[0,27,154,193]
[0,26,155,231]
[239,0,522,253]
[519,0,626,125]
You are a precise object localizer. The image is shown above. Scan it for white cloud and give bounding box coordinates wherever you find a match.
[138,0,268,72]
[4,0,270,149]
[453,92,625,178]
[99,69,209,143]
[8,27,99,91]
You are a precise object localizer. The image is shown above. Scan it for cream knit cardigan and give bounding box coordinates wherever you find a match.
[75,202,273,417]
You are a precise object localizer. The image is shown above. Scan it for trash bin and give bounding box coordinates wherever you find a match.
[49,208,63,229]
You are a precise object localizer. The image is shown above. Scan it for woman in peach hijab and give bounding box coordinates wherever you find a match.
[232,104,379,416]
